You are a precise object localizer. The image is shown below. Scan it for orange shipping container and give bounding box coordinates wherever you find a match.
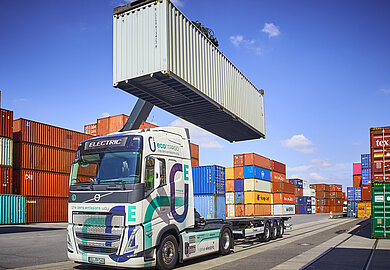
[353,175,362,187]
[243,153,270,169]
[294,187,303,197]
[272,182,295,194]
[330,199,343,206]
[271,171,287,182]
[316,198,330,206]
[26,196,68,223]
[0,166,13,194]
[96,114,129,136]
[233,154,244,167]
[245,204,255,216]
[270,160,286,174]
[235,205,245,217]
[234,167,244,179]
[226,180,235,192]
[330,206,343,213]
[329,191,343,199]
[255,204,271,216]
[13,118,93,151]
[272,193,295,204]
[314,184,329,192]
[316,191,330,199]
[13,169,90,198]
[190,143,199,160]
[191,158,199,167]
[329,184,342,192]
[138,121,158,129]
[361,185,371,201]
[84,123,97,136]
[316,205,330,213]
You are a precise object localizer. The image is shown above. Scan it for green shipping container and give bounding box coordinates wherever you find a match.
[0,194,26,224]
[371,184,390,238]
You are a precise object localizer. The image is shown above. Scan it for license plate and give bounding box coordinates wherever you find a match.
[88,257,105,264]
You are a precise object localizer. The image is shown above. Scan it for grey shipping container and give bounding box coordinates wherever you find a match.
[0,137,13,167]
[113,0,265,142]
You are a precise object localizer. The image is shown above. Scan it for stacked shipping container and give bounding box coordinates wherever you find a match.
[291,179,315,214]
[310,184,344,213]
[270,160,294,216]
[13,118,94,223]
[0,109,13,195]
[347,187,362,217]
[192,165,226,219]
[359,154,372,218]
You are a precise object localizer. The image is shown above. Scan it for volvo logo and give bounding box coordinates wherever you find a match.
[94,194,101,202]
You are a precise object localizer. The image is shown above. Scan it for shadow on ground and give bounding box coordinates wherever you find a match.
[0,226,64,234]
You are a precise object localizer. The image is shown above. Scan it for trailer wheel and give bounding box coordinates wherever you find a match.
[219,228,232,255]
[156,234,178,270]
[260,222,270,242]
[270,221,278,240]
[277,220,284,238]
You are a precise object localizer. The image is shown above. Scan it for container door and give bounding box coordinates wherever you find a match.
[216,196,226,219]
[372,184,390,238]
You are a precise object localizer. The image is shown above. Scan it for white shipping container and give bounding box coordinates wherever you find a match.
[311,205,316,214]
[302,180,309,189]
[113,0,265,142]
[244,179,271,192]
[226,204,235,217]
[311,197,316,205]
[0,137,12,167]
[272,204,295,216]
[303,188,315,197]
[225,192,235,205]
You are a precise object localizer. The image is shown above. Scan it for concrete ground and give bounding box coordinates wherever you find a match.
[0,214,387,270]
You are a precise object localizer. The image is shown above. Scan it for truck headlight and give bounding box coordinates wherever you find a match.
[124,227,139,254]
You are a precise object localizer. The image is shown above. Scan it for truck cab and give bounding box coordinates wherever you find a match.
[67,127,232,269]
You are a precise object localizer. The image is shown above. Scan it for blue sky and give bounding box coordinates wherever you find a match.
[1,0,389,191]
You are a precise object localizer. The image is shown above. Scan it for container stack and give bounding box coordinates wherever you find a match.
[359,154,372,218]
[12,118,93,223]
[311,184,330,213]
[290,179,312,214]
[328,184,344,213]
[192,165,226,219]
[346,187,362,217]
[370,126,390,239]
[271,160,293,215]
[0,109,13,195]
[353,163,362,187]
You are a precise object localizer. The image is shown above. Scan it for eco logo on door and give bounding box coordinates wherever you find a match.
[148,136,156,152]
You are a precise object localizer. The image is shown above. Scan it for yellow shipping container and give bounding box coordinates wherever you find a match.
[357,202,371,218]
[244,192,271,204]
[225,167,234,180]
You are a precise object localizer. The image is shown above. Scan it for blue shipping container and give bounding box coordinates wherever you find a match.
[235,192,245,204]
[297,196,312,206]
[289,179,303,188]
[192,165,225,195]
[194,195,226,219]
[234,179,244,192]
[362,168,371,185]
[244,166,271,181]
[298,205,312,214]
[347,187,355,201]
[354,187,362,201]
[361,154,370,169]
[0,195,26,224]
[347,201,357,217]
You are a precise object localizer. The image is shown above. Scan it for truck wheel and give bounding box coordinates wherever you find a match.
[277,220,284,238]
[270,221,278,240]
[156,234,178,270]
[260,222,270,242]
[219,228,232,255]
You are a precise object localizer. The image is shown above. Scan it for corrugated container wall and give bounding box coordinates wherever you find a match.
[192,165,225,195]
[0,194,25,224]
[0,137,13,166]
[353,163,362,176]
[194,195,225,219]
[243,153,270,169]
[0,109,13,138]
[371,184,390,238]
[113,0,265,142]
[361,154,370,168]
[0,167,13,194]
[97,114,128,136]
[13,118,93,150]
[84,123,97,136]
[26,196,68,223]
[370,127,390,182]
[271,160,286,174]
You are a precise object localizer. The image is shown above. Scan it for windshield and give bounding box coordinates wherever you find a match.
[71,151,142,185]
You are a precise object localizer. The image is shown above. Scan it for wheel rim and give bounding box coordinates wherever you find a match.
[162,240,175,265]
[222,231,230,249]
[265,226,269,239]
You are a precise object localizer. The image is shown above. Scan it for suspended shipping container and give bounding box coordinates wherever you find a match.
[192,165,225,195]
[194,195,225,219]
[0,194,25,224]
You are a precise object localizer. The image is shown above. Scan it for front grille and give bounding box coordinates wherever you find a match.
[78,244,118,255]
[76,232,121,241]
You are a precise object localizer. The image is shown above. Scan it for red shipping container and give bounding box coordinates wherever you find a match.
[271,171,287,182]
[235,205,245,217]
[13,118,93,151]
[370,126,390,182]
[272,193,295,204]
[316,206,330,213]
[138,121,159,129]
[0,166,12,194]
[13,169,91,198]
[191,158,199,167]
[96,114,129,136]
[294,187,303,197]
[309,184,316,190]
[233,154,244,167]
[316,198,330,206]
[0,109,13,138]
[190,143,199,160]
[330,199,343,206]
[272,182,295,194]
[316,191,330,199]
[329,191,343,199]
[234,167,244,179]
[353,175,362,187]
[313,184,329,192]
[361,185,371,201]
[341,192,346,200]
[243,153,270,169]
[329,184,342,192]
[271,160,286,174]
[330,206,343,213]
[26,196,68,223]
[353,163,362,176]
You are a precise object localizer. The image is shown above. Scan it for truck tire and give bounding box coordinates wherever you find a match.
[219,228,232,255]
[270,221,278,240]
[260,222,270,242]
[156,234,178,270]
[277,220,284,238]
